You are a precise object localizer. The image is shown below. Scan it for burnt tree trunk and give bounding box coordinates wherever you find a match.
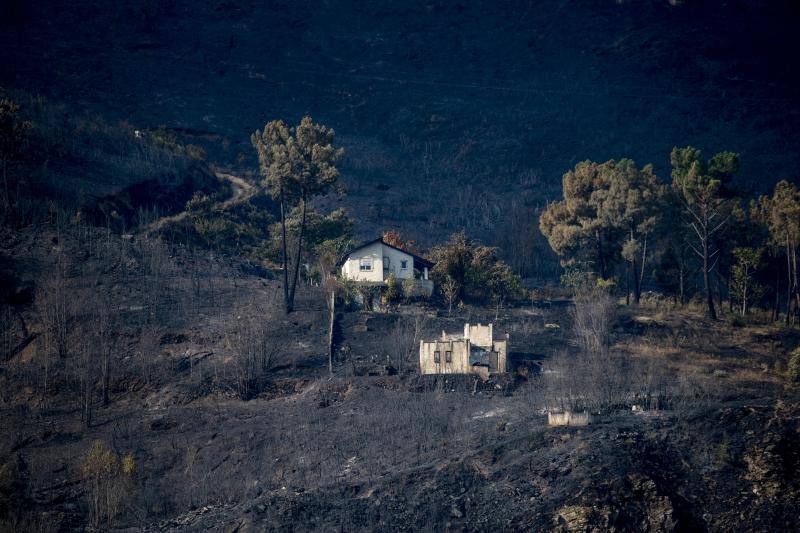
[327,289,335,376]
[279,186,290,314]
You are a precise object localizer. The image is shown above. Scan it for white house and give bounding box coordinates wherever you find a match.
[339,237,434,295]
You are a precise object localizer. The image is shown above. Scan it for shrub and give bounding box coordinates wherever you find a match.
[401,277,416,303]
[429,231,523,306]
[383,273,401,305]
[225,311,281,400]
[81,441,134,528]
[788,348,800,384]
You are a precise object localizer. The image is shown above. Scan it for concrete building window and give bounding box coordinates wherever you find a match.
[359,258,372,271]
[445,350,452,362]
[433,350,440,363]
[400,260,408,269]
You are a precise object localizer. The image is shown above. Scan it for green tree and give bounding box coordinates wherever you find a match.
[595,159,664,304]
[429,231,523,307]
[428,231,472,299]
[539,161,617,279]
[753,180,800,324]
[440,275,459,316]
[670,146,740,319]
[730,247,764,316]
[540,159,663,302]
[251,117,344,313]
[81,441,135,528]
[486,261,524,320]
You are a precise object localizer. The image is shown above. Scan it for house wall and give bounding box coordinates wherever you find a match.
[464,323,493,348]
[492,339,507,373]
[340,242,414,282]
[419,339,472,374]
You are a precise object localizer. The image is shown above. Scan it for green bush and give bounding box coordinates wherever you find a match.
[383,273,401,304]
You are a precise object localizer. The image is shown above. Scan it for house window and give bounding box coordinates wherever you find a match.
[445,351,452,363]
[433,350,440,363]
[400,260,408,270]
[359,258,372,271]
[383,257,390,270]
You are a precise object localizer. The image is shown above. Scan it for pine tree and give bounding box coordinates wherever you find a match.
[251,117,343,313]
[670,146,739,319]
[753,180,800,324]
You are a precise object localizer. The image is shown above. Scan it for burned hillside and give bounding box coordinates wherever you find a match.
[3,1,800,531]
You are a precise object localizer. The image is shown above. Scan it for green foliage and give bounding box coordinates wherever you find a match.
[400,277,417,303]
[671,146,739,206]
[383,273,401,305]
[670,146,740,320]
[730,247,765,315]
[486,260,524,310]
[336,276,359,309]
[560,266,593,294]
[262,208,354,267]
[753,181,800,249]
[539,159,664,284]
[184,190,273,255]
[81,441,135,528]
[250,117,344,204]
[753,180,800,324]
[251,116,344,313]
[150,125,206,160]
[429,231,523,305]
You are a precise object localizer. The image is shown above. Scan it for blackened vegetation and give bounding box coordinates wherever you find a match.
[1,1,800,528]
[4,211,798,530]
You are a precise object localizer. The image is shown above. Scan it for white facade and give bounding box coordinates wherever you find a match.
[419,323,508,376]
[340,240,428,283]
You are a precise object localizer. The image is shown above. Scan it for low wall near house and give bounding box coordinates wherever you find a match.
[547,411,592,426]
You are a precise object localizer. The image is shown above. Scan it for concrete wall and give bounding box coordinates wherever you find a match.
[547,411,592,426]
[464,323,493,348]
[419,339,471,374]
[492,339,507,373]
[341,241,414,282]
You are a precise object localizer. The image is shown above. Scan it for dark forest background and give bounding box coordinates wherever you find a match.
[3,0,799,279]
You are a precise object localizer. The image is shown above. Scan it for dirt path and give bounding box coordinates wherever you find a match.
[142,170,256,234]
[214,171,256,208]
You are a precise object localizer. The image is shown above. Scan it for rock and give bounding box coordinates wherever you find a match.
[553,505,593,531]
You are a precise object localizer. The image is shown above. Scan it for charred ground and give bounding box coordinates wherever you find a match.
[2,1,800,531]
[1,218,799,531]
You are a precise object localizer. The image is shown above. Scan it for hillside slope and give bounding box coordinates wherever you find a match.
[3,0,799,247]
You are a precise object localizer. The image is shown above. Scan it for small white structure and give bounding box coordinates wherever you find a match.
[339,237,434,295]
[547,411,591,426]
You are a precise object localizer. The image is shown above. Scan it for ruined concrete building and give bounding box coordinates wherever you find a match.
[419,323,508,378]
